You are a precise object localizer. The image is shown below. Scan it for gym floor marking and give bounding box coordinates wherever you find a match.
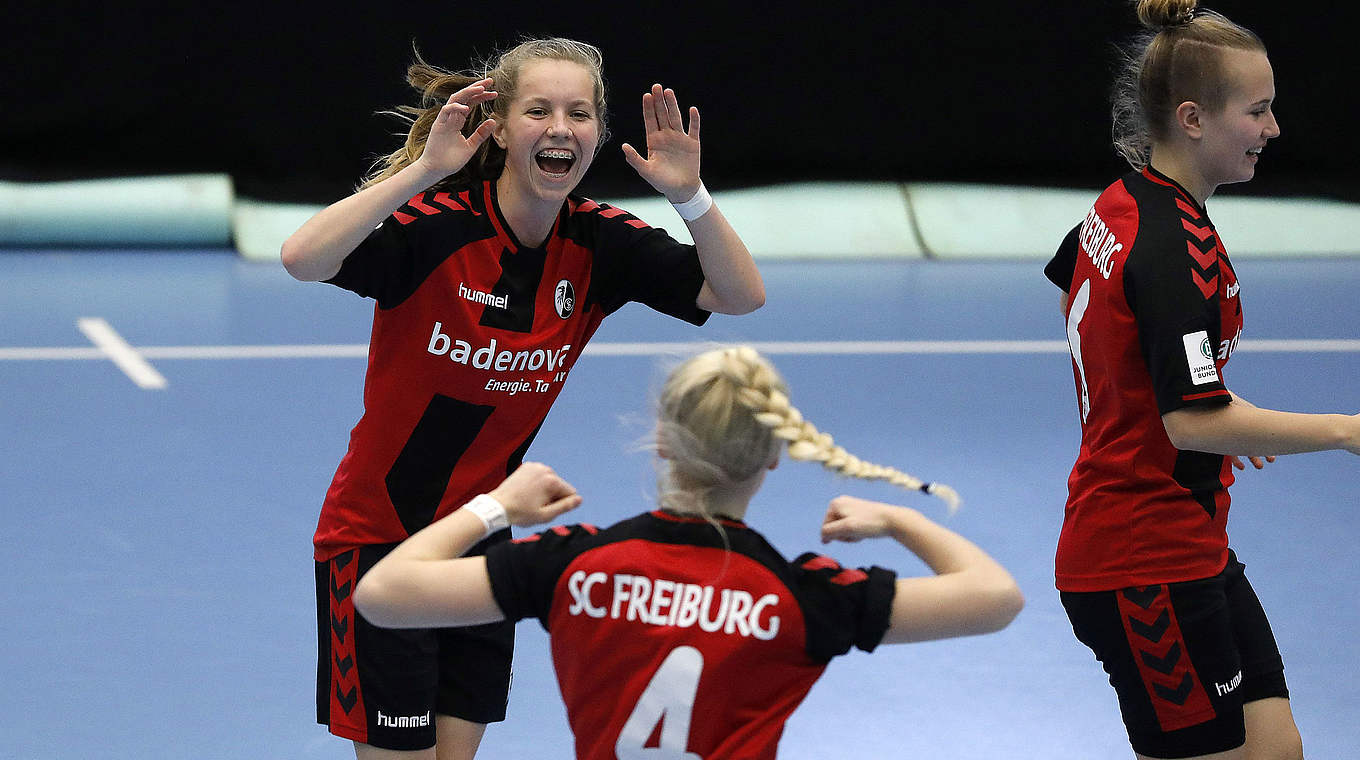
[75,317,168,389]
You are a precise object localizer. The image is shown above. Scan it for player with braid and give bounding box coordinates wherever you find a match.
[354,345,1022,760]
[737,361,961,512]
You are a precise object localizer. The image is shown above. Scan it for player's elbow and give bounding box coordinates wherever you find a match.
[353,572,403,628]
[279,236,314,281]
[278,237,318,282]
[975,577,1025,634]
[279,235,339,282]
[711,284,765,315]
[732,286,766,315]
[993,582,1026,631]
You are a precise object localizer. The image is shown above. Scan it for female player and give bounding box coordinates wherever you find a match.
[281,38,764,759]
[353,345,1023,759]
[1045,2,1360,757]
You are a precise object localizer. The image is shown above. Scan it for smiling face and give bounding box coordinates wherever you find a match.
[492,58,601,212]
[1195,48,1280,189]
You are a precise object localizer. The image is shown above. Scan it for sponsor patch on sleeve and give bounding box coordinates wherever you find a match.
[1182,330,1220,385]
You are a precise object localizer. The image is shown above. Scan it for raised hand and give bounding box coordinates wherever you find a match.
[621,84,702,202]
[489,461,583,528]
[416,77,499,179]
[820,495,903,544]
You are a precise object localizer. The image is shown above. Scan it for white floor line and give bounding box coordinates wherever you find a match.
[3,338,1360,364]
[76,318,168,389]
[138,344,370,359]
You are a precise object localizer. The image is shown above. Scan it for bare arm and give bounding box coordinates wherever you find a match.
[279,80,499,282]
[353,462,582,629]
[1161,393,1360,457]
[621,84,764,315]
[280,161,448,281]
[820,496,1023,644]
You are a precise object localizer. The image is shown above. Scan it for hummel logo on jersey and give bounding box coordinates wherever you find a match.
[376,710,431,729]
[459,282,508,309]
[426,322,572,372]
[554,279,575,319]
[1214,670,1243,696]
[1225,280,1240,299]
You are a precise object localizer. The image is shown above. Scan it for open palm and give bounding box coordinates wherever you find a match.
[418,78,499,178]
[622,84,702,202]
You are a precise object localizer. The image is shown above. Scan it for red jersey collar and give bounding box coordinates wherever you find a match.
[651,509,748,529]
[1140,165,1205,213]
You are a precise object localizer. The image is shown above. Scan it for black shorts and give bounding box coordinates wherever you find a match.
[1061,551,1288,759]
[315,530,513,751]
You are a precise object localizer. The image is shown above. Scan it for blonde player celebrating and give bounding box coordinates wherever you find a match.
[1046,2,1360,757]
[354,345,1023,760]
[282,38,763,760]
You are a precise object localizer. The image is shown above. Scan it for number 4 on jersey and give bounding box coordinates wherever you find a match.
[615,646,704,760]
[1066,279,1093,424]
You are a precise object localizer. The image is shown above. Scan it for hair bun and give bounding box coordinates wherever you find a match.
[1136,0,1198,29]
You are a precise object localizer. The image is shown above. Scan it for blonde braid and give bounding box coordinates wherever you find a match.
[724,347,961,512]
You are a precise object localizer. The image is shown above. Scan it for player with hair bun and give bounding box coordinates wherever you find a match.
[354,345,1022,760]
[1046,1,1360,757]
[282,37,764,760]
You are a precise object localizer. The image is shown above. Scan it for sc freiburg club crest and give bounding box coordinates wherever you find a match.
[554,279,575,319]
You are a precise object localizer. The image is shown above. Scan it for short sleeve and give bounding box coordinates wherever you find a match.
[587,203,710,326]
[1124,231,1230,414]
[484,523,600,628]
[325,191,488,309]
[789,553,897,661]
[1044,223,1081,292]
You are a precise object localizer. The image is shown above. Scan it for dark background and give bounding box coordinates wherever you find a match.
[4,1,1354,203]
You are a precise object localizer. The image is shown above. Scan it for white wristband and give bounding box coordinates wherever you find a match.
[671,182,713,222]
[462,494,509,537]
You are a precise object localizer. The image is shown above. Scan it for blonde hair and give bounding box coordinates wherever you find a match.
[361,38,609,190]
[1112,0,1265,168]
[655,346,960,522]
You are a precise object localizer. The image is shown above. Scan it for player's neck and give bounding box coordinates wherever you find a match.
[495,173,562,248]
[663,488,752,523]
[1148,144,1214,207]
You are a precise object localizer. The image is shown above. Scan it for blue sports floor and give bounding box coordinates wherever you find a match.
[2,251,1357,759]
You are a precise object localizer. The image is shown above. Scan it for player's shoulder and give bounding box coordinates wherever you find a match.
[510,521,603,549]
[1120,182,1217,281]
[562,195,657,237]
[386,183,496,237]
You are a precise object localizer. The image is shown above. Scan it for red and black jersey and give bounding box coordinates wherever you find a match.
[1044,166,1244,591]
[313,181,709,561]
[485,510,897,760]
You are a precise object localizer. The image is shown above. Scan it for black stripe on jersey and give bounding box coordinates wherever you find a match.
[478,245,546,333]
[505,420,544,478]
[1172,451,1222,519]
[384,394,495,536]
